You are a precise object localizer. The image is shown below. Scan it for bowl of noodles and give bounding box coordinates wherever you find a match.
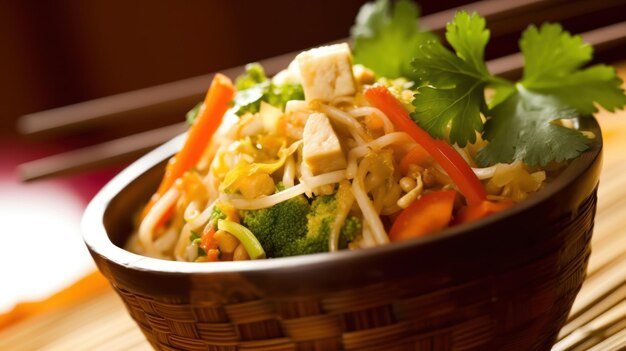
[83,40,605,350]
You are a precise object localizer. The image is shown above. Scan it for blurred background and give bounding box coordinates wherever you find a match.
[0,0,625,349]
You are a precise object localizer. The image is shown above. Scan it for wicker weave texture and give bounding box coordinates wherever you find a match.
[105,191,596,351]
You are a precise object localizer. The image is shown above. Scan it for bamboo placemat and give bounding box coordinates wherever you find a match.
[1,62,625,351]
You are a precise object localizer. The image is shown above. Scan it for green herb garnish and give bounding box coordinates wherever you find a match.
[408,12,626,166]
[232,63,304,116]
[351,0,436,81]
[352,1,626,166]
[411,12,499,146]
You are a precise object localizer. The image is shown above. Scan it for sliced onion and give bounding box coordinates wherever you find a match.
[472,165,498,180]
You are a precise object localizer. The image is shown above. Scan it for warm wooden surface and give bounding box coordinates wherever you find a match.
[1,62,625,351]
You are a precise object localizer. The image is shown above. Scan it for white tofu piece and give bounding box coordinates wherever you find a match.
[285,100,309,114]
[302,113,347,175]
[296,43,356,102]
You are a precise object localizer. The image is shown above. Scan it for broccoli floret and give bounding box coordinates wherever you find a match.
[282,195,362,257]
[235,63,267,90]
[280,195,335,256]
[240,189,362,258]
[240,192,310,257]
[209,205,227,227]
[339,216,362,249]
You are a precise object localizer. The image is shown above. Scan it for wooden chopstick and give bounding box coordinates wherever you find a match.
[488,21,626,79]
[18,0,595,138]
[18,123,187,182]
[17,20,626,182]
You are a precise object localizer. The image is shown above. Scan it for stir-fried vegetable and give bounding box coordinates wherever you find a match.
[399,144,431,175]
[141,74,235,223]
[240,187,361,257]
[389,190,456,241]
[217,220,266,260]
[364,85,487,206]
[455,200,513,224]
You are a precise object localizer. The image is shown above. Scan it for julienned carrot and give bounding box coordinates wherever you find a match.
[142,74,235,222]
[455,200,513,224]
[399,144,431,175]
[364,85,487,206]
[389,190,456,241]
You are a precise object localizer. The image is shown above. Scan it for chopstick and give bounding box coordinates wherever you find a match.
[20,0,611,138]
[18,123,187,182]
[17,20,626,183]
[488,21,626,79]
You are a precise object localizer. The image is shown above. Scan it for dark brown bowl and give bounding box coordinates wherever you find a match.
[82,117,602,351]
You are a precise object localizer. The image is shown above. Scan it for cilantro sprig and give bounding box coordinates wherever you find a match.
[407,12,626,166]
[411,12,505,146]
[351,1,626,166]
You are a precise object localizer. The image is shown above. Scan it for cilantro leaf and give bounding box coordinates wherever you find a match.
[445,11,490,77]
[232,83,266,115]
[411,11,496,146]
[520,23,626,113]
[524,64,626,114]
[351,0,436,80]
[412,79,486,146]
[477,86,591,167]
[520,23,592,84]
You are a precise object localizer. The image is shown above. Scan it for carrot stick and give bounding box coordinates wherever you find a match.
[389,190,456,241]
[364,85,487,206]
[141,74,235,221]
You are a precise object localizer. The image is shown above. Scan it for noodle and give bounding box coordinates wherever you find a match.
[347,132,414,179]
[138,187,180,257]
[348,106,394,134]
[186,200,217,229]
[317,103,368,145]
[352,156,390,245]
[328,180,354,252]
[300,170,346,190]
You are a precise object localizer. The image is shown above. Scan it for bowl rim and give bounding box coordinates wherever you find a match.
[82,117,602,274]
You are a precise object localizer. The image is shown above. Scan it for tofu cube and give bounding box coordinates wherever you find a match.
[296,43,356,102]
[302,113,347,175]
[285,100,309,114]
